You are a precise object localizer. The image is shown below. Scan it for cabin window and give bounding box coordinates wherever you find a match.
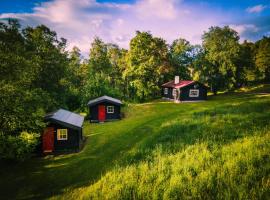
[164,88,168,95]
[172,89,177,96]
[189,89,199,97]
[107,106,114,113]
[57,129,68,140]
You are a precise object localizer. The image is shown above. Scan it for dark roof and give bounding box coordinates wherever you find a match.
[87,95,123,106]
[45,109,84,129]
[162,80,195,88]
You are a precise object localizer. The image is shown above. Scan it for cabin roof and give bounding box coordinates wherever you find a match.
[162,80,195,89]
[87,95,123,106]
[45,109,84,129]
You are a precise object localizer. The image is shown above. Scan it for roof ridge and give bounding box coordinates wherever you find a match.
[87,95,122,106]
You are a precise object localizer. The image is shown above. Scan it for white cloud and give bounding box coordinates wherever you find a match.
[246,4,267,13]
[230,24,258,35]
[135,0,178,20]
[0,0,227,56]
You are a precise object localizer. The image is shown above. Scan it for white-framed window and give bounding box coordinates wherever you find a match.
[172,89,177,96]
[57,129,68,140]
[107,106,114,113]
[189,89,199,97]
[164,88,168,95]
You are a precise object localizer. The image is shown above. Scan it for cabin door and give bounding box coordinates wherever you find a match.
[98,105,106,121]
[42,127,54,153]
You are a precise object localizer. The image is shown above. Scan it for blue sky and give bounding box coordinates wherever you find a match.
[1,0,269,55]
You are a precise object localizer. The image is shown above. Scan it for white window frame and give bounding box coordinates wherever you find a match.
[107,106,114,114]
[189,89,199,97]
[164,88,168,95]
[172,89,177,96]
[57,129,68,140]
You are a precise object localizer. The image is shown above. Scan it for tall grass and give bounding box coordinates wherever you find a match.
[1,87,269,199]
[69,94,270,200]
[78,132,270,200]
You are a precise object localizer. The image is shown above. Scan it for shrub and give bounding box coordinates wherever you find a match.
[0,132,40,161]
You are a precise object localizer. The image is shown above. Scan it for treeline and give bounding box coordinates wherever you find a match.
[0,20,269,160]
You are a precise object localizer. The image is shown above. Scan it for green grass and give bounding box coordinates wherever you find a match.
[0,85,269,199]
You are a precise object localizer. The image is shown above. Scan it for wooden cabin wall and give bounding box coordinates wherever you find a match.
[48,123,81,151]
[180,84,207,101]
[162,87,174,99]
[89,102,121,121]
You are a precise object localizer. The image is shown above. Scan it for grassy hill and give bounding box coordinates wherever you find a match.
[0,85,269,199]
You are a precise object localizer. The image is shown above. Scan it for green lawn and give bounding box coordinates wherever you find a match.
[0,85,269,199]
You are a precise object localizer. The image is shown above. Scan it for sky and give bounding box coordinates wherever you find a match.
[0,0,270,56]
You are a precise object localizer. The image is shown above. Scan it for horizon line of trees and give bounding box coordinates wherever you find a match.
[0,19,269,160]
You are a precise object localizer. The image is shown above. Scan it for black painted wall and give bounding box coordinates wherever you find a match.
[89,102,121,122]
[180,83,207,101]
[162,87,174,99]
[48,122,82,151]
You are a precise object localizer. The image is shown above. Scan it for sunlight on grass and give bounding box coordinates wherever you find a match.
[0,85,269,200]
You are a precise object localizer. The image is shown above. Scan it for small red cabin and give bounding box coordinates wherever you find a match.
[162,76,208,102]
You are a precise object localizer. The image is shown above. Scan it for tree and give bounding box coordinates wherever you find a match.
[255,36,270,82]
[237,40,256,84]
[202,26,240,93]
[125,31,171,101]
[0,19,36,86]
[81,38,122,106]
[23,25,69,106]
[0,20,70,137]
[89,37,111,73]
[169,38,192,79]
[65,47,86,110]
[107,44,128,98]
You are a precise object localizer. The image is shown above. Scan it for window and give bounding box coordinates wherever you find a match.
[189,89,199,97]
[107,106,114,113]
[164,88,168,95]
[172,89,177,96]
[57,129,68,140]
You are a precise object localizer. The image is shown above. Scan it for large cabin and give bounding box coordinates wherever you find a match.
[162,76,208,102]
[87,95,123,122]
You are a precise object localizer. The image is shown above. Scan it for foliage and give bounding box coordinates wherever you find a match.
[81,38,124,106]
[201,26,240,93]
[255,36,270,81]
[125,31,171,101]
[0,132,40,161]
[0,19,71,159]
[169,38,193,79]
[0,19,70,136]
[237,40,256,83]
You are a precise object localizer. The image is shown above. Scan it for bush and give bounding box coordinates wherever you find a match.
[0,132,40,161]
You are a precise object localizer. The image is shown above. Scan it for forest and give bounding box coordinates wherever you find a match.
[0,19,270,160]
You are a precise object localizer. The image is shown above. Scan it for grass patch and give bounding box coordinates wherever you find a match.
[0,85,269,199]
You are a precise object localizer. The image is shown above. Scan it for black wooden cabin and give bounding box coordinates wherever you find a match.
[162,76,208,102]
[87,95,123,122]
[43,109,84,153]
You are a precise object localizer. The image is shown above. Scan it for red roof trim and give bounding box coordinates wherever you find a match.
[162,80,195,89]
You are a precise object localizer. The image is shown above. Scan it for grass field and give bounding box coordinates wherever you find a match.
[0,85,269,199]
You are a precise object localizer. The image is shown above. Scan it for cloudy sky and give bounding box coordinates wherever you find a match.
[1,0,270,56]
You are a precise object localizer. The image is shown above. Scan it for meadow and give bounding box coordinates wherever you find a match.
[0,85,269,199]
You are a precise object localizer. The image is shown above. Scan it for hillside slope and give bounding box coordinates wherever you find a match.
[0,85,269,200]
[59,86,270,199]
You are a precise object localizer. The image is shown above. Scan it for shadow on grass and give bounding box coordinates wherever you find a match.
[0,92,269,199]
